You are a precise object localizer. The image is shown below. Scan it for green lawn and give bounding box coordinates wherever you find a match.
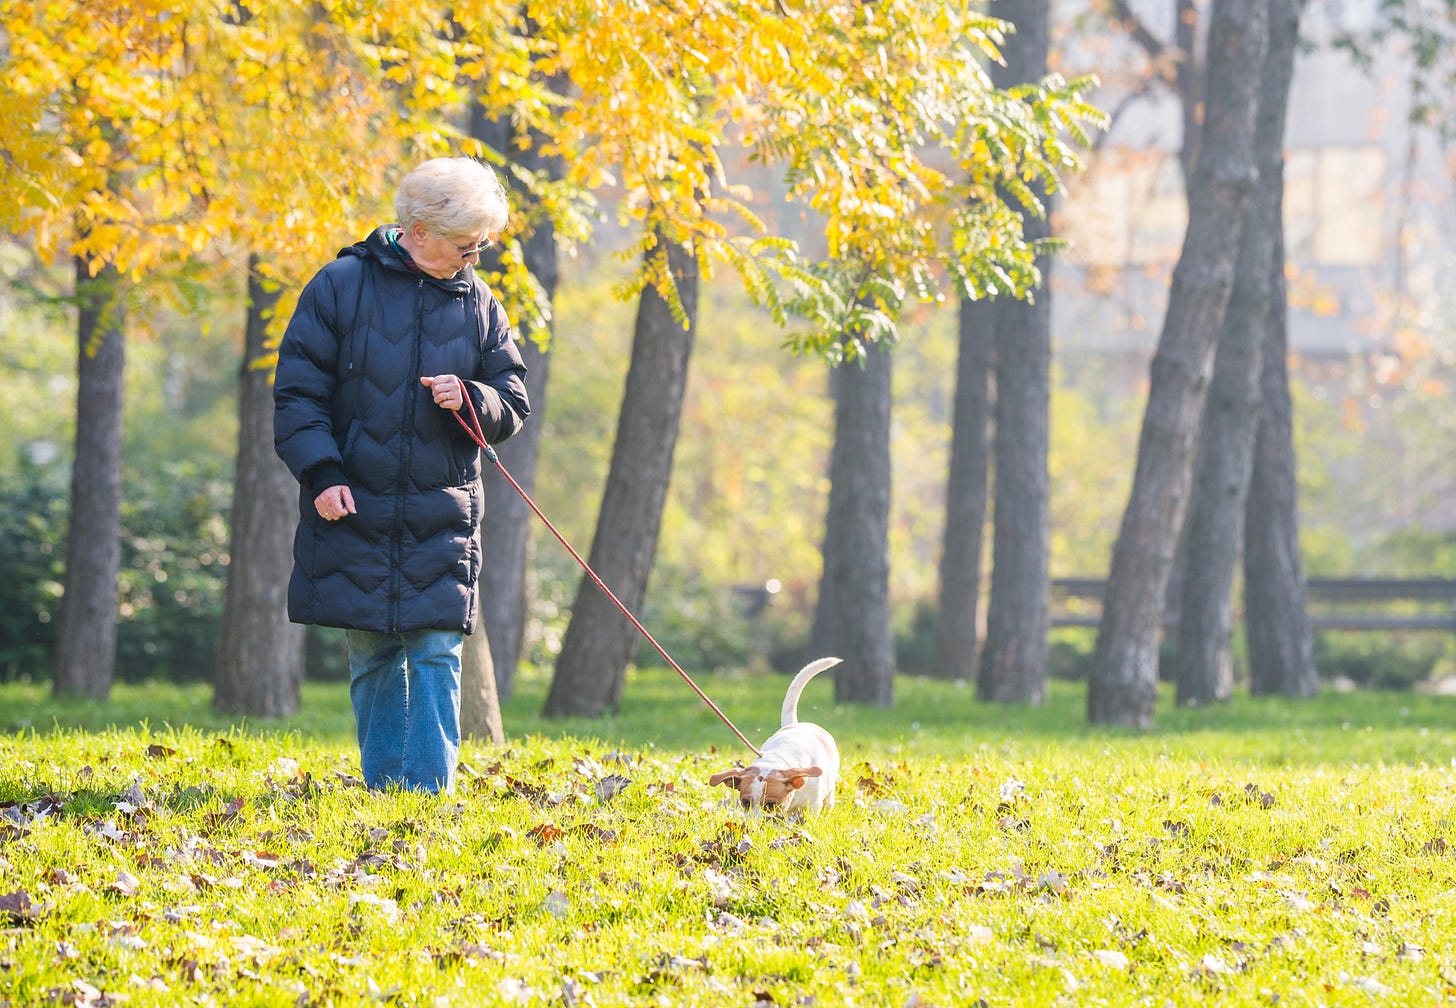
[3,670,1456,1006]
[10,666,1456,766]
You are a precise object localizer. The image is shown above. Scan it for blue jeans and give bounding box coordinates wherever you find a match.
[345,628,463,794]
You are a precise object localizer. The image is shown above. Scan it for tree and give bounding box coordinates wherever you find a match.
[743,5,1101,703]
[214,262,303,715]
[931,299,994,681]
[1090,0,1320,703]
[977,0,1054,705]
[0,2,558,704]
[1243,221,1318,698]
[1088,0,1268,728]
[188,4,530,718]
[501,1,1097,717]
[1175,0,1306,705]
[515,2,757,720]
[471,95,563,704]
[0,5,169,699]
[544,233,699,717]
[810,339,895,705]
[53,260,125,700]
[6,1,1097,711]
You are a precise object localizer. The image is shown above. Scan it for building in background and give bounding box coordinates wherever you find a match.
[1054,0,1453,361]
[1051,0,1456,545]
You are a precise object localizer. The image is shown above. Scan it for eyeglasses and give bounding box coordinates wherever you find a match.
[452,238,493,258]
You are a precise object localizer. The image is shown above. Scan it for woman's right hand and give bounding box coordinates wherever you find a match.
[315,484,356,521]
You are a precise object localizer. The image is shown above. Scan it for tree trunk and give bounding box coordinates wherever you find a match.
[977,0,1052,706]
[980,275,1052,704]
[811,343,894,707]
[479,318,549,703]
[1245,242,1318,696]
[214,260,305,716]
[931,298,994,681]
[1088,0,1268,729]
[54,259,125,700]
[1114,0,1203,612]
[1175,0,1302,707]
[471,101,559,703]
[460,625,504,743]
[542,236,698,718]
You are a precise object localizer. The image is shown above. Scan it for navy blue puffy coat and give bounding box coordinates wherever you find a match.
[273,226,530,633]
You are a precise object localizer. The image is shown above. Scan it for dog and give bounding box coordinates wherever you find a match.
[707,657,842,814]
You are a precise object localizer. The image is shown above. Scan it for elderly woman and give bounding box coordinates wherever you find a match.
[274,157,530,794]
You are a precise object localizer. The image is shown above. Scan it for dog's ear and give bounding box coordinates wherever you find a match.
[707,769,744,788]
[767,767,823,790]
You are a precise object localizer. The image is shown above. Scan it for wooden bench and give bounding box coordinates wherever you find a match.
[1050,576,1456,638]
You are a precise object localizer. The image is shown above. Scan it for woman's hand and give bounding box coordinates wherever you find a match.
[421,374,463,411]
[315,485,356,521]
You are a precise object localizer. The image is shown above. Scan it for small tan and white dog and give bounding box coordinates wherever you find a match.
[707,657,842,814]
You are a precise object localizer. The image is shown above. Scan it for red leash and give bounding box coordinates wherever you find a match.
[452,393,762,757]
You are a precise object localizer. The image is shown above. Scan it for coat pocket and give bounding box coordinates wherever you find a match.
[340,420,364,476]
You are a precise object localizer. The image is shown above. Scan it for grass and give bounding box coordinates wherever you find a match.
[4,668,1456,1006]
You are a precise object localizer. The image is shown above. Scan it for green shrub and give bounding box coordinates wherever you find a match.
[114,460,232,682]
[0,457,67,681]
[1314,631,1446,690]
[893,599,937,676]
[0,457,233,684]
[1047,629,1096,681]
[632,563,761,675]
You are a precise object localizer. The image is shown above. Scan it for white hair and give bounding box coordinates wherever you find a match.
[395,157,508,238]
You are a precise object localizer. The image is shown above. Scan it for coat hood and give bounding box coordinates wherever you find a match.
[338,225,476,295]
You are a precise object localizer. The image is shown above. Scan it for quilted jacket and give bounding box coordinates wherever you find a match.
[273,226,530,633]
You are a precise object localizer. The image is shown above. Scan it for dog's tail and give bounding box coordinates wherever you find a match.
[780,657,843,727]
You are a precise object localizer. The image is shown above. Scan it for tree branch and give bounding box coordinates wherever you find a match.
[1107,0,1168,61]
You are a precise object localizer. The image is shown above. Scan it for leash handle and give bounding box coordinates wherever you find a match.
[451,393,762,757]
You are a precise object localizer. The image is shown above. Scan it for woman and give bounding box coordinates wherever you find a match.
[274,157,530,793]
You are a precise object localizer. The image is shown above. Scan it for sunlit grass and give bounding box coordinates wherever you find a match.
[4,671,1456,1005]
[10,667,1456,768]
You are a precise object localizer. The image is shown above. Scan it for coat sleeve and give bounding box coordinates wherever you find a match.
[274,265,349,492]
[463,290,531,446]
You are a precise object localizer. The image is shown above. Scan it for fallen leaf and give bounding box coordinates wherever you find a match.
[203,797,245,830]
[110,872,142,898]
[498,977,535,1003]
[115,781,150,816]
[594,775,632,803]
[0,889,40,923]
[527,823,563,846]
[1283,891,1314,912]
[1198,954,1231,976]
[572,824,618,844]
[1351,975,1392,996]
[559,974,592,1007]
